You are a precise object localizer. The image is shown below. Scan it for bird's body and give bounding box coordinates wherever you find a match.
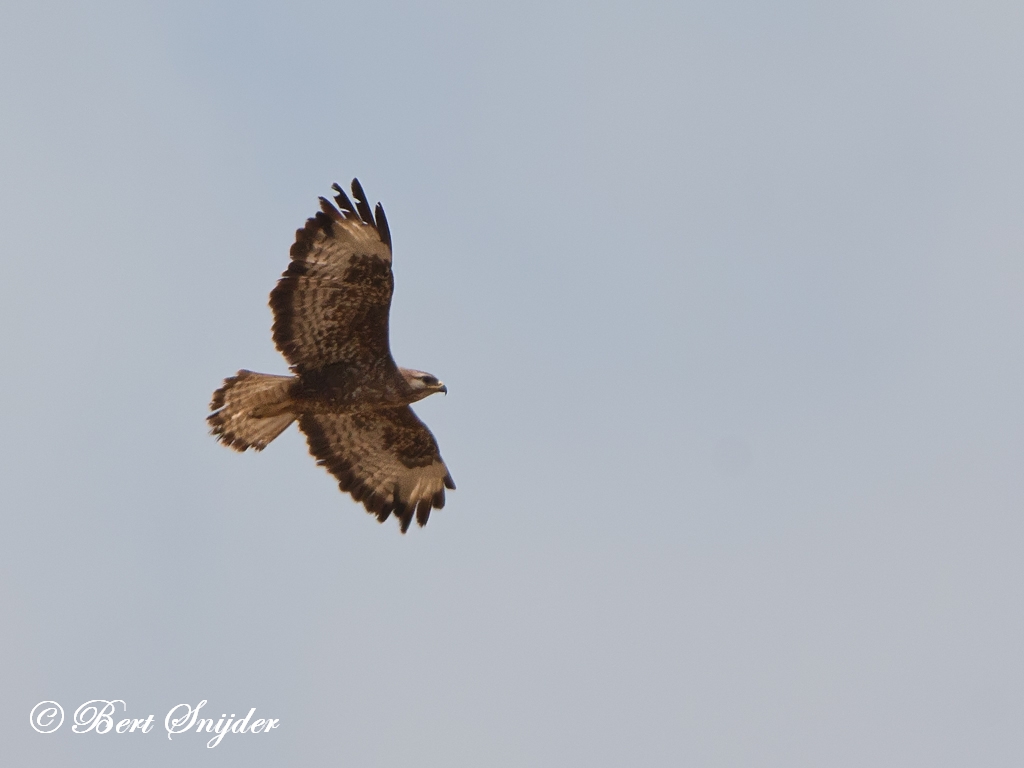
[208,180,454,532]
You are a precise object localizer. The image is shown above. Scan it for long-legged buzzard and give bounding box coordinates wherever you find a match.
[208,180,455,532]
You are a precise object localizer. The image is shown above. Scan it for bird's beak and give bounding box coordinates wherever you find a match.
[439,383,448,395]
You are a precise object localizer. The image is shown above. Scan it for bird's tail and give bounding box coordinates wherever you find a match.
[208,370,298,451]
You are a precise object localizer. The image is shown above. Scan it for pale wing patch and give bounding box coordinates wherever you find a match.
[297,218,391,272]
[395,460,451,508]
[298,407,454,533]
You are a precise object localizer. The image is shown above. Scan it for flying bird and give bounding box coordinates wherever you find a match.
[208,179,455,532]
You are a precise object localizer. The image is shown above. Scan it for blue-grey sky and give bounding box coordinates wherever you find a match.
[2,1,1023,765]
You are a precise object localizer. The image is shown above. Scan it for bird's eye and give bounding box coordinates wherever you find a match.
[422,376,437,385]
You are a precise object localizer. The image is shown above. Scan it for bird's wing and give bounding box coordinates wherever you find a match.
[298,406,456,532]
[270,179,396,374]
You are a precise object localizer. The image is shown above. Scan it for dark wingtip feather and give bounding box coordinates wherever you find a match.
[374,203,391,250]
[331,182,356,215]
[319,197,342,219]
[395,502,413,533]
[374,498,396,522]
[443,473,456,490]
[415,499,432,527]
[350,178,375,226]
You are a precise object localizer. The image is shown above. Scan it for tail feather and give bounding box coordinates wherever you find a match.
[208,370,297,451]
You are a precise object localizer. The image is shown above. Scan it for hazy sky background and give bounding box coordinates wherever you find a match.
[2,1,1023,765]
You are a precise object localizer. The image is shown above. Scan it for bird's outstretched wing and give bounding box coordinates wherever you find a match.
[270,179,395,374]
[298,407,456,532]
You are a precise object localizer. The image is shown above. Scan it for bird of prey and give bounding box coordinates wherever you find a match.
[208,179,454,532]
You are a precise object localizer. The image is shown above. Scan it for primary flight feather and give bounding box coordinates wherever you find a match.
[208,179,455,533]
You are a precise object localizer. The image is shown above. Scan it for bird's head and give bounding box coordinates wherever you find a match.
[400,368,448,401]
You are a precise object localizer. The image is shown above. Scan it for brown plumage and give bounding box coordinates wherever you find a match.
[208,180,454,533]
